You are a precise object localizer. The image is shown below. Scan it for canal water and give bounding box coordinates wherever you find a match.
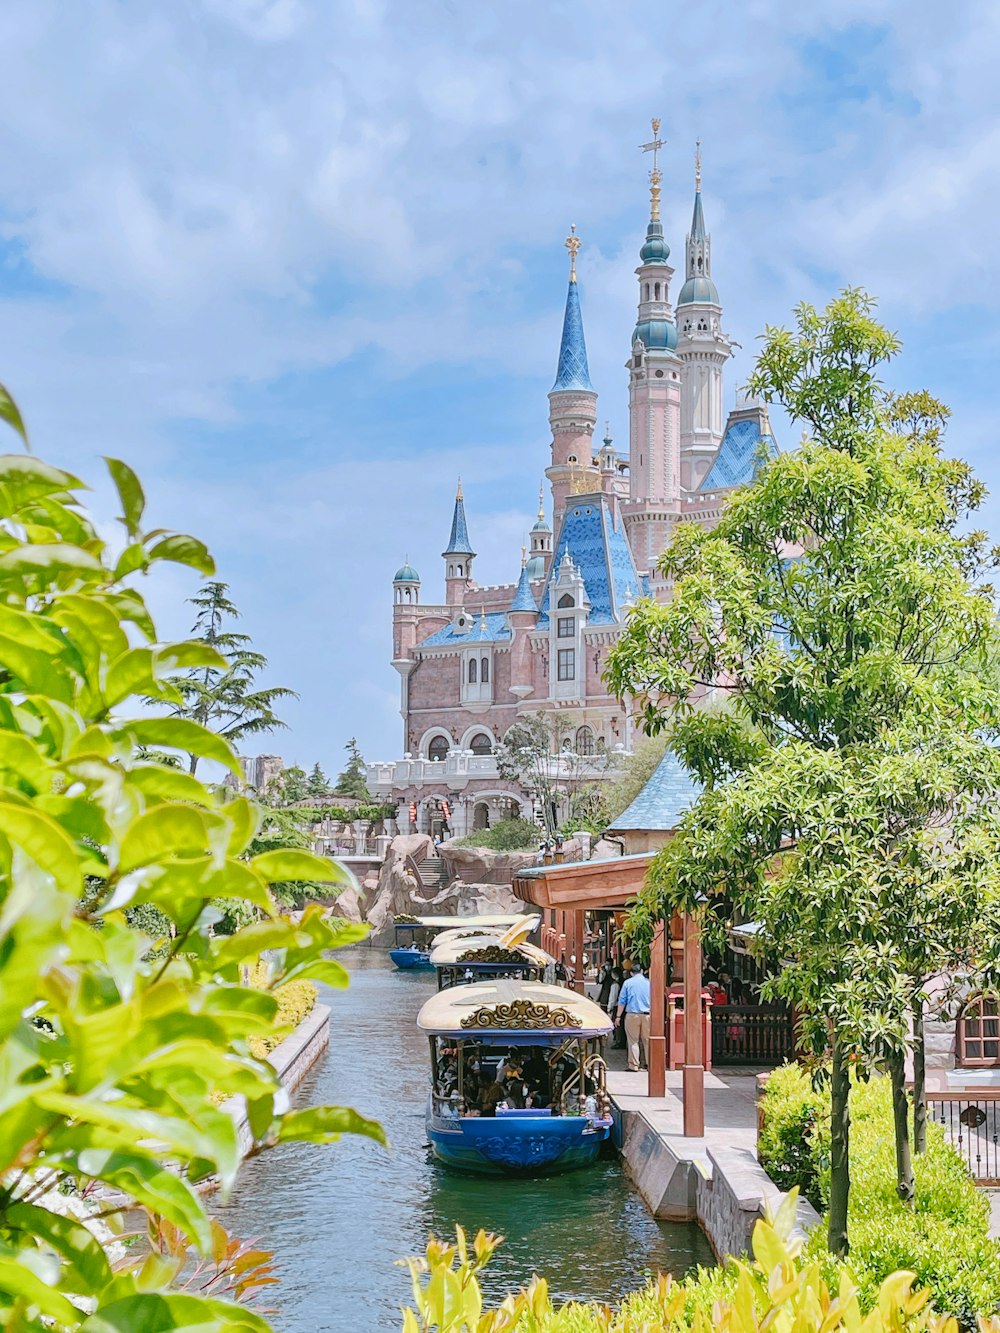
[216,949,714,1332]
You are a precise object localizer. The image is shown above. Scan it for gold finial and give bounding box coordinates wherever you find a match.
[480,605,487,630]
[456,477,463,501]
[565,223,581,282]
[640,117,666,223]
[695,138,702,192]
[537,482,546,523]
[521,544,527,567]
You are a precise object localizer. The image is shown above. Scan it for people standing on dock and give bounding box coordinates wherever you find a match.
[615,963,651,1072]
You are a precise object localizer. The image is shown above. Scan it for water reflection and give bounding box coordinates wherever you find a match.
[216,950,713,1333]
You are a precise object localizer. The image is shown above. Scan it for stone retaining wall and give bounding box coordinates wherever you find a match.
[229,1002,331,1159]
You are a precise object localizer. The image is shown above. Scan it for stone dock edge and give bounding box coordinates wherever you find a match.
[611,1095,820,1262]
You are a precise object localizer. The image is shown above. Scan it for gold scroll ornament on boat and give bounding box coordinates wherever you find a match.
[460,999,583,1030]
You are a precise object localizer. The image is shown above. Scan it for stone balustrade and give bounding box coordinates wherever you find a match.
[367,750,620,792]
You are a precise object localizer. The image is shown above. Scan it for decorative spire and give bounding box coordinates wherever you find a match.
[510,554,538,614]
[442,478,475,556]
[565,224,581,283]
[640,118,666,223]
[695,138,702,192]
[690,141,707,246]
[551,232,594,393]
[603,421,613,447]
[537,482,546,523]
[479,606,487,633]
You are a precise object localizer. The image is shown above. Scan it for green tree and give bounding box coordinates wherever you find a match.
[267,764,308,806]
[607,290,1000,1257]
[495,712,610,835]
[175,582,295,774]
[334,737,370,800]
[307,760,330,799]
[0,395,382,1328]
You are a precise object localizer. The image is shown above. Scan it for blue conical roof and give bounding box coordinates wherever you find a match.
[551,279,594,393]
[442,484,475,556]
[510,562,538,614]
[691,188,706,240]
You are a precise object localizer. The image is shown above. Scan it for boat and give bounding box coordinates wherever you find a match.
[429,920,552,990]
[417,979,613,1175]
[389,913,537,972]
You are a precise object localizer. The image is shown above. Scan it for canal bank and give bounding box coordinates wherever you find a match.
[215,950,714,1333]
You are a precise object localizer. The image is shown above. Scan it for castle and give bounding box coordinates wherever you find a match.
[367,127,776,838]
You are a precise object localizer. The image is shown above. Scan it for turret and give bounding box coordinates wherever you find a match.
[526,482,553,581]
[546,227,599,530]
[627,119,683,509]
[675,141,733,490]
[442,479,475,607]
[392,559,420,605]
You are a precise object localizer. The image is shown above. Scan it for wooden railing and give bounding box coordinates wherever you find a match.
[710,1005,795,1066]
[926,1091,1000,1184]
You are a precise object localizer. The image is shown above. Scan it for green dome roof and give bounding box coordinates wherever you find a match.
[633,318,678,351]
[525,553,545,580]
[677,275,720,306]
[393,562,420,583]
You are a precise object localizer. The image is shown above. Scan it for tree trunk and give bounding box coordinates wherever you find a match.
[828,1035,851,1258]
[889,1049,914,1205]
[912,991,927,1155]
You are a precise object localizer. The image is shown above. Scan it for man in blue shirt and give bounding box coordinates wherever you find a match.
[615,963,652,1072]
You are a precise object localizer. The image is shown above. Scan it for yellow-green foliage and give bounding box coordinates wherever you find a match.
[399,1197,980,1331]
[247,974,318,1059]
[760,1065,1000,1327]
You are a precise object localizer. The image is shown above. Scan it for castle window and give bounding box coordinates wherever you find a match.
[557,648,575,682]
[568,454,577,463]
[470,733,492,755]
[644,283,650,300]
[633,354,643,369]
[428,736,450,762]
[468,658,477,684]
[480,657,489,684]
[557,594,575,609]
[654,282,661,300]
[958,994,1000,1066]
[575,726,595,756]
[557,616,574,638]
[697,255,703,272]
[655,369,664,378]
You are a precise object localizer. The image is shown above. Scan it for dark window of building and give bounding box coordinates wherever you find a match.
[557,594,574,609]
[468,658,477,684]
[428,736,450,762]
[470,733,492,755]
[575,725,595,755]
[557,648,575,681]
[557,616,574,638]
[481,657,489,684]
[654,282,660,300]
[959,994,1000,1066]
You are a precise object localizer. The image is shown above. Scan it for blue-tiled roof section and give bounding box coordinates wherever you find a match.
[607,749,702,833]
[551,280,594,393]
[420,612,512,647]
[510,564,537,614]
[700,414,778,492]
[536,496,642,626]
[443,491,474,555]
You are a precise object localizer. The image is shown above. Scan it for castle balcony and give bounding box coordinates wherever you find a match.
[366,750,620,796]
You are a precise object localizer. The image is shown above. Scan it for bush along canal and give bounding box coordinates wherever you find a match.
[216,949,715,1332]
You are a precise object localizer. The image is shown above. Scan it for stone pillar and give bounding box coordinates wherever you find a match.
[352,820,369,855]
[683,911,705,1136]
[649,920,666,1098]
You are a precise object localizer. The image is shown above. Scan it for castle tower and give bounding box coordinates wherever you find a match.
[675,142,733,490]
[509,549,539,700]
[391,560,421,751]
[624,119,683,573]
[546,226,599,531]
[442,479,475,607]
[526,482,553,581]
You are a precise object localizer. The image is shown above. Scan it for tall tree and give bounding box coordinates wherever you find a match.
[307,760,330,799]
[335,737,370,800]
[608,290,1000,1256]
[175,582,295,774]
[495,712,607,834]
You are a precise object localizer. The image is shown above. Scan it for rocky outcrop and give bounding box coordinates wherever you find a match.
[439,837,582,887]
[330,882,366,925]
[364,833,435,945]
[417,879,523,918]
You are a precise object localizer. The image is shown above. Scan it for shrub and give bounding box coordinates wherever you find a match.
[453,818,541,851]
[760,1064,1000,1327]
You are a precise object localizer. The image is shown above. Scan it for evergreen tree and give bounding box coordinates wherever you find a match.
[335,738,370,799]
[307,761,330,799]
[174,582,295,774]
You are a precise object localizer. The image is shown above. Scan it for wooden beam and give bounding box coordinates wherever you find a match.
[683,911,705,1136]
[649,920,666,1097]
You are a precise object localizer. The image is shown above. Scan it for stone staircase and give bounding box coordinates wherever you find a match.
[417,855,448,891]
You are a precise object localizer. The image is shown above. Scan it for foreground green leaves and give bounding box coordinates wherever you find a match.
[0,393,381,1330]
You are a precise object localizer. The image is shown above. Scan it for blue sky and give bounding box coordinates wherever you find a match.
[2,0,999,771]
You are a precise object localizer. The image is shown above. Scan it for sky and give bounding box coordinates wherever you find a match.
[1,0,999,773]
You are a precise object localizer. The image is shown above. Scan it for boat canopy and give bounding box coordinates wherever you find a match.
[417,979,612,1040]
[423,915,540,947]
[429,937,554,968]
[396,913,535,932]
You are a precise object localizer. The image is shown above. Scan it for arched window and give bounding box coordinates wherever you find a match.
[644,283,650,300]
[958,994,1000,1066]
[468,658,477,684]
[558,594,575,609]
[428,736,450,762]
[575,726,595,756]
[470,733,492,755]
[480,657,489,684]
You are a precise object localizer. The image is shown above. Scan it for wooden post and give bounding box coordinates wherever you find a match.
[572,910,586,993]
[682,911,705,1136]
[649,919,666,1097]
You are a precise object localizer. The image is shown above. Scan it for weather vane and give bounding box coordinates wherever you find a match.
[564,223,581,281]
[640,117,666,222]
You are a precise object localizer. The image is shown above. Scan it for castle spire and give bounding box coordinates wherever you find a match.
[442,478,474,556]
[678,141,718,302]
[638,117,670,265]
[551,227,594,392]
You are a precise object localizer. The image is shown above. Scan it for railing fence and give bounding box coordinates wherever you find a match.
[710,1005,795,1066]
[926,1092,1000,1184]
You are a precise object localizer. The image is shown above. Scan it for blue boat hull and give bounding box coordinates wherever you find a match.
[426,1102,610,1175]
[390,948,434,970]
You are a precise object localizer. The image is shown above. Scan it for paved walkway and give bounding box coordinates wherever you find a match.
[607,1066,761,1163]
